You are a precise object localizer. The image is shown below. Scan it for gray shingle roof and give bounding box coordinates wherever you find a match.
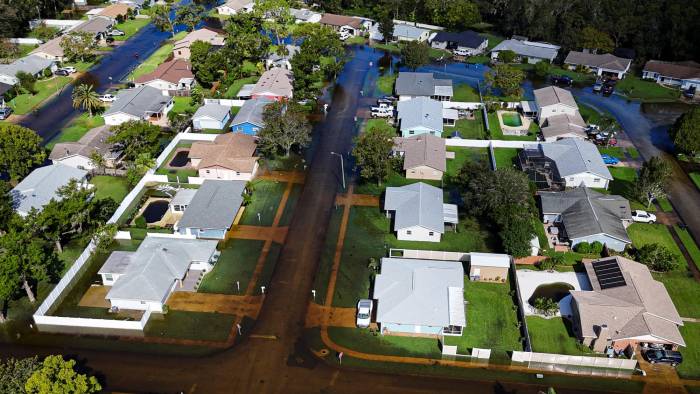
[533,86,578,109]
[177,180,246,231]
[251,68,293,98]
[10,164,87,215]
[374,257,465,328]
[104,85,172,118]
[393,134,446,172]
[171,188,197,207]
[395,72,453,97]
[397,97,444,134]
[564,51,632,73]
[490,39,560,60]
[539,187,631,242]
[526,138,612,180]
[72,16,113,34]
[540,113,588,140]
[393,24,429,40]
[192,103,230,123]
[49,125,120,161]
[231,97,273,127]
[0,55,55,78]
[384,182,448,233]
[105,236,218,303]
[431,31,485,49]
[289,8,319,21]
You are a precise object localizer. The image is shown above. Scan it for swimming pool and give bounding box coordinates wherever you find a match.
[141,200,169,223]
[169,150,190,167]
[501,112,523,127]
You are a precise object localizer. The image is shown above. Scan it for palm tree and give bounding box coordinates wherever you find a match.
[71,83,101,117]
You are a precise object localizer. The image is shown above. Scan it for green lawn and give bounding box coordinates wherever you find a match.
[58,237,90,275]
[253,242,282,295]
[18,44,36,57]
[9,77,72,115]
[365,118,395,134]
[466,55,490,64]
[578,103,606,125]
[113,17,151,41]
[376,73,397,95]
[607,166,651,210]
[313,206,344,305]
[493,148,520,169]
[654,270,700,318]
[46,113,106,150]
[278,183,302,226]
[328,327,441,358]
[223,76,259,98]
[344,35,366,45]
[616,75,680,102]
[452,117,486,139]
[627,223,684,265]
[144,310,235,342]
[371,42,448,60]
[443,279,522,352]
[549,66,596,84]
[678,323,700,378]
[690,172,700,191]
[452,84,480,102]
[487,112,537,141]
[198,239,265,294]
[483,33,504,51]
[239,180,286,226]
[527,316,595,355]
[90,176,130,203]
[128,42,173,80]
[171,96,198,114]
[676,226,700,266]
[445,147,489,177]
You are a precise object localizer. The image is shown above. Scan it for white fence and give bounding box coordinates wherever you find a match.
[445,139,533,148]
[29,19,82,31]
[10,38,43,45]
[392,19,445,31]
[390,248,469,261]
[512,351,638,377]
[33,132,218,334]
[443,101,482,110]
[203,98,246,107]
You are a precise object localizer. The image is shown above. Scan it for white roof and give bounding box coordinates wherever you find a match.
[10,164,87,215]
[470,252,510,268]
[384,182,450,233]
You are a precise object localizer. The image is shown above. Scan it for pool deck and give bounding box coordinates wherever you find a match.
[497,110,531,136]
[516,269,591,317]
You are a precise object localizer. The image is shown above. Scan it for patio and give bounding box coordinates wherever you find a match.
[515,269,591,317]
[497,110,531,136]
[543,222,572,251]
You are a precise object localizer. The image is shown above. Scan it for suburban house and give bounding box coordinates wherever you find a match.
[191,103,231,130]
[250,68,293,101]
[71,16,114,41]
[29,37,66,62]
[540,187,632,252]
[569,256,685,352]
[490,38,560,64]
[10,164,88,217]
[395,72,453,101]
[236,83,256,99]
[265,45,299,71]
[112,0,148,7]
[290,8,322,24]
[188,133,259,181]
[175,180,247,239]
[169,188,196,214]
[397,97,453,138]
[468,253,510,282]
[518,138,613,190]
[0,55,57,85]
[96,4,134,22]
[642,60,700,91]
[373,257,466,336]
[173,28,225,60]
[319,13,363,36]
[135,59,195,95]
[216,0,254,16]
[231,97,273,135]
[392,24,430,42]
[102,235,220,311]
[430,31,487,56]
[564,51,632,79]
[533,86,587,141]
[384,182,458,242]
[393,134,447,180]
[49,125,123,171]
[103,85,174,126]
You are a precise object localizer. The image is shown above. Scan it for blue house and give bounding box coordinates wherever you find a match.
[230,98,273,135]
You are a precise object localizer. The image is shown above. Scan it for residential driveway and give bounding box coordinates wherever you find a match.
[305,304,356,328]
[167,293,263,317]
[516,270,591,316]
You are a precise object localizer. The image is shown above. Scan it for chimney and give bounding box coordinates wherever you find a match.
[592,324,611,353]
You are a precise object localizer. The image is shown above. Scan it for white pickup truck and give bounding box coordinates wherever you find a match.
[370,103,394,118]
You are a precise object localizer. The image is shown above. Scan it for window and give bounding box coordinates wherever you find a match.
[140,301,146,304]
[206,170,211,174]
[593,178,600,183]
[406,230,412,235]
[568,177,574,181]
[236,171,241,175]
[104,274,113,281]
[429,232,434,236]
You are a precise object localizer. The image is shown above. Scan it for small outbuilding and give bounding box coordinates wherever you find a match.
[468,252,510,283]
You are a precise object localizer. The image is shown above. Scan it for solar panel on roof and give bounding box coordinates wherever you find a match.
[592,259,627,289]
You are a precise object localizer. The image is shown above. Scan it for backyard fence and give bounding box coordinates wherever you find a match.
[510,258,532,352]
[10,38,43,45]
[203,98,246,107]
[511,351,638,377]
[389,248,469,261]
[445,139,533,149]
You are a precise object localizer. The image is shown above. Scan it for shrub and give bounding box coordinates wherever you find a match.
[589,241,604,254]
[533,297,558,317]
[574,242,591,254]
[134,215,147,228]
[636,243,679,272]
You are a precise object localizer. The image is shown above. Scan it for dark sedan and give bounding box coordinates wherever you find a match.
[644,349,682,366]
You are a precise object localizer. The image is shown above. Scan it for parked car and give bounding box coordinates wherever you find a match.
[0,106,13,120]
[98,94,116,103]
[61,66,77,74]
[108,29,125,36]
[593,81,603,92]
[356,299,373,328]
[379,95,397,102]
[600,154,620,165]
[683,86,696,99]
[551,75,573,86]
[631,210,657,223]
[644,349,682,366]
[339,31,352,41]
[54,69,70,76]
[602,84,615,96]
[376,98,394,105]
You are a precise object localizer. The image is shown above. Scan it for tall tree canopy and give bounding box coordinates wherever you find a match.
[0,124,46,181]
[669,107,700,156]
[635,156,671,208]
[484,64,524,98]
[400,41,430,70]
[108,120,163,161]
[352,124,396,185]
[423,0,480,30]
[290,23,344,99]
[258,102,312,156]
[0,356,40,391]
[25,355,101,394]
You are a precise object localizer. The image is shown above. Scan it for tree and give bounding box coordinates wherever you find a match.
[0,249,21,323]
[290,23,343,99]
[152,4,175,37]
[534,60,551,78]
[258,102,311,156]
[93,223,117,254]
[108,120,162,161]
[175,4,205,32]
[256,0,293,46]
[401,40,430,70]
[89,151,105,174]
[423,0,480,30]
[497,49,516,64]
[71,83,101,117]
[190,41,222,86]
[125,153,155,186]
[376,8,394,44]
[60,31,96,62]
[224,13,271,65]
[0,357,40,390]
[31,23,59,41]
[25,355,101,394]
[484,64,525,98]
[636,243,678,272]
[533,297,559,317]
[189,85,204,107]
[0,181,13,232]
[669,107,700,156]
[16,71,37,94]
[578,27,615,53]
[539,251,564,271]
[0,124,46,181]
[635,156,671,208]
[500,215,535,257]
[0,38,19,60]
[352,124,395,185]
